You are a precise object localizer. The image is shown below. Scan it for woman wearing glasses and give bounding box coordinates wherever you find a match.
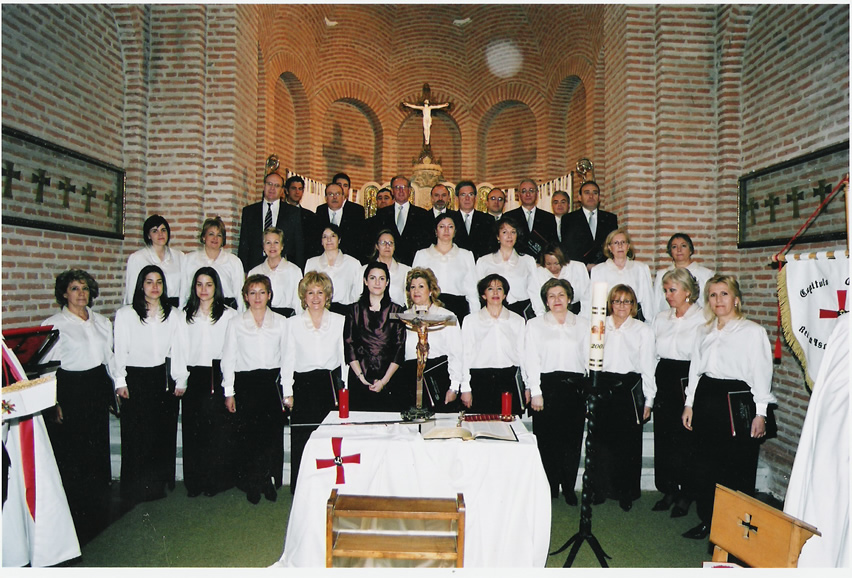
[586,228,656,322]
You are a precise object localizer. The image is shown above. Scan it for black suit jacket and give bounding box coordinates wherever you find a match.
[375,203,433,266]
[451,210,497,259]
[561,208,618,266]
[314,201,367,262]
[503,206,558,257]
[238,199,306,272]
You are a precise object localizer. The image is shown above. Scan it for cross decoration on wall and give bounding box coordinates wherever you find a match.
[315,437,360,484]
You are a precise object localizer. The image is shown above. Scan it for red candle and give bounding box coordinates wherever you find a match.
[338,388,349,419]
[501,391,512,417]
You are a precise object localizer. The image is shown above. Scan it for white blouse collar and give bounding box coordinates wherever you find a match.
[300,308,332,331]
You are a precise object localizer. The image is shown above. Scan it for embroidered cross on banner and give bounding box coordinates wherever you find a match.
[819,289,847,318]
[316,437,360,484]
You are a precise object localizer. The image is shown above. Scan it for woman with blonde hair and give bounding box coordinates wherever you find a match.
[184,216,245,311]
[586,228,656,322]
[282,271,347,492]
[680,274,775,539]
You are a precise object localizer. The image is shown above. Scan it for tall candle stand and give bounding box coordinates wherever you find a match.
[549,282,615,567]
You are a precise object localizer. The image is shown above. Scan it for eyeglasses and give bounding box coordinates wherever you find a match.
[265,182,282,189]
[488,196,505,202]
[392,185,409,191]
[612,299,634,306]
[458,192,476,198]
[378,240,394,247]
[326,192,343,197]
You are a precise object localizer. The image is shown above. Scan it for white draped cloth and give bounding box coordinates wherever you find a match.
[784,316,850,567]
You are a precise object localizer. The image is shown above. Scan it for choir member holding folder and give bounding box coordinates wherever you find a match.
[475,216,539,320]
[173,267,238,498]
[282,272,347,493]
[595,284,657,512]
[344,261,406,412]
[222,274,287,504]
[524,278,590,506]
[114,265,182,503]
[680,274,775,540]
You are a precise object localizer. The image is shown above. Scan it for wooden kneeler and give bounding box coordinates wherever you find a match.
[326,488,465,567]
[709,484,820,567]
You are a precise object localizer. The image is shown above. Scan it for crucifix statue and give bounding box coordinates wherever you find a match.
[401,83,451,148]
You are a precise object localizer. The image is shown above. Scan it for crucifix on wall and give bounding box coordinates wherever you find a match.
[401,83,452,153]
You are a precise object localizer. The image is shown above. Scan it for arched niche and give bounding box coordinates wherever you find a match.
[275,71,310,172]
[479,101,537,189]
[551,75,587,184]
[396,111,462,184]
[321,97,383,186]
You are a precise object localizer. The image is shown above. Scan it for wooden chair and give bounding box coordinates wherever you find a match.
[709,484,821,567]
[326,488,465,567]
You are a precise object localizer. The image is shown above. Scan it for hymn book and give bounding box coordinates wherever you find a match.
[420,417,518,442]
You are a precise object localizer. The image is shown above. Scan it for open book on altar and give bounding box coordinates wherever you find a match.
[420,416,518,442]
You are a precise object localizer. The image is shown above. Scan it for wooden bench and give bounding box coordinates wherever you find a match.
[709,484,820,567]
[326,488,465,567]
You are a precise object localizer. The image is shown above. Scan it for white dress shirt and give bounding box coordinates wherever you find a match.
[602,315,658,407]
[652,303,705,361]
[113,305,181,390]
[221,309,288,398]
[248,259,303,311]
[523,311,590,398]
[172,307,239,390]
[124,246,185,305]
[264,201,281,230]
[303,252,363,305]
[281,310,347,398]
[413,245,480,313]
[403,304,464,393]
[461,306,526,392]
[529,262,591,317]
[475,250,539,304]
[183,249,246,312]
[587,259,657,322]
[41,308,117,375]
[652,262,715,316]
[360,260,411,307]
[685,318,776,416]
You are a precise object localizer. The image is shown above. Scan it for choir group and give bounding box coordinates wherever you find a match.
[40,174,775,545]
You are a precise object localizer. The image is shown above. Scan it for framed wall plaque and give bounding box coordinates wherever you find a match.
[2,125,125,239]
[737,141,848,248]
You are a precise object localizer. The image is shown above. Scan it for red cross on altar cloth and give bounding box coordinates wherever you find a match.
[315,437,361,484]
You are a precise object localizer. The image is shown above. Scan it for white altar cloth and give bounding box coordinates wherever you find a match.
[275,411,551,567]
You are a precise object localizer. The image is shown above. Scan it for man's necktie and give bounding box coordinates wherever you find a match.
[526,210,534,231]
[331,211,338,226]
[265,202,272,229]
[464,212,471,234]
[589,211,596,238]
[396,206,405,233]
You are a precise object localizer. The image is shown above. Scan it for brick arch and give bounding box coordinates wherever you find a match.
[477,100,538,188]
[549,75,587,182]
[472,84,547,182]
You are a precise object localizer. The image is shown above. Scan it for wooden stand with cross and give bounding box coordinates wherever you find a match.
[709,484,821,567]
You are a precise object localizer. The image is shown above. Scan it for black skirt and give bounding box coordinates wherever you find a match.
[233,368,284,495]
[120,363,179,503]
[181,361,234,494]
[45,364,113,536]
[290,367,340,491]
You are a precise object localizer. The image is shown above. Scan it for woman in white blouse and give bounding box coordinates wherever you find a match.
[222,274,287,504]
[124,215,184,308]
[400,267,464,413]
[363,228,410,307]
[475,216,539,320]
[42,269,117,538]
[651,268,704,517]
[587,228,656,322]
[412,213,479,322]
[680,275,776,540]
[282,271,347,493]
[303,224,362,314]
[595,284,657,512]
[461,273,526,415]
[524,278,590,506]
[114,265,182,503]
[652,233,714,317]
[184,216,245,311]
[530,244,590,317]
[173,267,238,498]
[247,227,302,318]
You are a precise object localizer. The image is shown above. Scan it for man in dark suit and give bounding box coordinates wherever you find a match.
[562,180,618,270]
[452,180,495,259]
[551,189,571,257]
[503,178,558,258]
[238,171,306,272]
[429,183,452,219]
[486,187,506,220]
[315,176,366,262]
[374,175,432,266]
[284,175,318,265]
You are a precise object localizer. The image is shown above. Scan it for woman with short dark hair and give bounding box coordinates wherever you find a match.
[364,228,411,306]
[475,216,539,320]
[304,224,363,314]
[173,267,239,497]
[531,244,590,317]
[652,233,714,316]
[114,265,182,503]
[124,214,185,307]
[41,269,117,540]
[184,216,245,311]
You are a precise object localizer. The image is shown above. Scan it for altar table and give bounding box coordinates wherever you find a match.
[274,411,551,567]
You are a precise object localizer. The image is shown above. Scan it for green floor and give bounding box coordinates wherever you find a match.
[78,483,712,568]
